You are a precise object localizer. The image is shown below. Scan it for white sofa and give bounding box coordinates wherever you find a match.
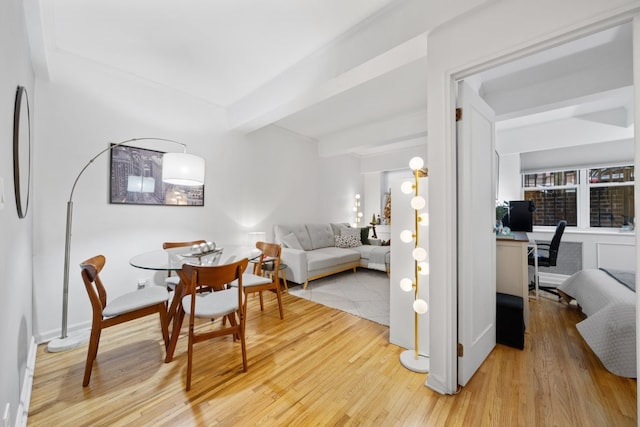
[274,223,391,289]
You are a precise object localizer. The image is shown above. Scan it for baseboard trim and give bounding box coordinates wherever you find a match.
[16,336,36,427]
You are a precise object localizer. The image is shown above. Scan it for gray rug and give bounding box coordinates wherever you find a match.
[288,269,390,326]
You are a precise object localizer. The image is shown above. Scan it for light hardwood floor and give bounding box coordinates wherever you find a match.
[29,291,636,426]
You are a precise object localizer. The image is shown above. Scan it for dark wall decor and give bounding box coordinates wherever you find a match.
[109,144,204,206]
[13,85,31,219]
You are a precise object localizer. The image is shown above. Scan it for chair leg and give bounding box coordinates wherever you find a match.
[157,304,170,351]
[186,321,194,391]
[83,326,102,387]
[281,270,288,293]
[275,284,284,320]
[239,312,248,372]
[259,291,264,311]
[226,314,239,341]
[165,308,184,363]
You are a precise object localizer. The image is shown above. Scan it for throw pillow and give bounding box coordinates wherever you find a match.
[335,234,362,248]
[281,232,303,250]
[360,227,370,245]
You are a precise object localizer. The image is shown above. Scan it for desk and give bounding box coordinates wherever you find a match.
[496,232,531,327]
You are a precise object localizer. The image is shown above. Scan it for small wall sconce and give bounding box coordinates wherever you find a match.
[353,193,363,227]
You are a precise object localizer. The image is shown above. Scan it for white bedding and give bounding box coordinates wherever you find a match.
[557,269,636,378]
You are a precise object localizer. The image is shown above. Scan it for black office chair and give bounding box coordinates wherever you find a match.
[528,220,567,297]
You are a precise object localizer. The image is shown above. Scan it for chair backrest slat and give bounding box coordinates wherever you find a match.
[80,254,108,312]
[182,258,249,294]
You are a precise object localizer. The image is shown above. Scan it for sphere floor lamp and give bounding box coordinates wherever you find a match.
[399,156,429,373]
[47,137,205,352]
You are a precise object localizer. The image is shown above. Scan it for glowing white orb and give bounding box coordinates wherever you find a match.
[401,181,414,194]
[412,247,427,261]
[418,262,429,275]
[409,157,424,171]
[400,230,414,243]
[400,278,414,292]
[411,196,426,210]
[413,299,428,314]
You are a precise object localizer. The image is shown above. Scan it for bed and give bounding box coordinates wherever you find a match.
[557,268,637,378]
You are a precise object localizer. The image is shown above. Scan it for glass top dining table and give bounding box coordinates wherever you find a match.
[129,245,260,271]
[129,248,221,271]
[129,244,261,363]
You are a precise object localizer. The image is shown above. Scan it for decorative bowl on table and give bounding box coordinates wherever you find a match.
[178,241,222,264]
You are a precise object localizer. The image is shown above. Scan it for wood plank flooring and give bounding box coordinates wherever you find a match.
[28,291,636,426]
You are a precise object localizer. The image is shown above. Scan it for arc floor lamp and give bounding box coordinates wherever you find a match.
[47,137,205,352]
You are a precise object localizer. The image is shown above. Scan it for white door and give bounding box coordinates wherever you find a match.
[456,80,497,386]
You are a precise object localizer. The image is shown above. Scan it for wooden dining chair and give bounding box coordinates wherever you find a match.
[162,240,207,290]
[181,258,249,391]
[80,255,170,387]
[229,241,285,320]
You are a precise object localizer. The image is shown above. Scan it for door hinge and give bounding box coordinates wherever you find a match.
[457,342,464,357]
[456,108,462,121]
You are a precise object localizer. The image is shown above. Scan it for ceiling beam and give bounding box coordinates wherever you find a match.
[227,0,491,133]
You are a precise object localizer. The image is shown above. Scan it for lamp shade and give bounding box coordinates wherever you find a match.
[162,153,205,186]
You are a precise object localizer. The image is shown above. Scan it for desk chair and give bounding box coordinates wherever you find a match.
[528,220,567,297]
[80,255,169,386]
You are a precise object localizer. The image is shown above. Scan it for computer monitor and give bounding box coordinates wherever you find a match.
[504,200,534,232]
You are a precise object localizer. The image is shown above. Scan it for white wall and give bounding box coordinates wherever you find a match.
[426,0,640,394]
[496,152,520,202]
[363,172,383,224]
[529,229,636,271]
[31,72,361,342]
[0,0,35,424]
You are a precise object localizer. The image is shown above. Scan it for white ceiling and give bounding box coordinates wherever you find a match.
[45,0,397,107]
[25,1,634,157]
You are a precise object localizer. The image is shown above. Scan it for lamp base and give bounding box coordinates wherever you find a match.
[47,330,91,353]
[400,349,429,373]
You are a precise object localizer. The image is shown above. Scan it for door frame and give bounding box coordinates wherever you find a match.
[425,8,640,395]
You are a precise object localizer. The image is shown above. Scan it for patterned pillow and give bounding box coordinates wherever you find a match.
[335,234,362,248]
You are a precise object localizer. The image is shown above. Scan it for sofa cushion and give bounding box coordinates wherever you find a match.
[330,222,350,236]
[307,247,361,272]
[275,224,313,251]
[281,232,303,250]
[306,223,335,250]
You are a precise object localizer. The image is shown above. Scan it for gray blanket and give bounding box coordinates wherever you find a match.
[369,246,390,272]
[558,269,636,378]
[599,268,636,292]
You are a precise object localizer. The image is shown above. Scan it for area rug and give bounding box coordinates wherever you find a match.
[288,269,390,326]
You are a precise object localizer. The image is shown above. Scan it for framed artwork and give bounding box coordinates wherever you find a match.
[109,144,204,206]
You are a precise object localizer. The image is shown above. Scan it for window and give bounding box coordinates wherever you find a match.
[588,166,634,228]
[523,170,578,227]
[522,166,634,229]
